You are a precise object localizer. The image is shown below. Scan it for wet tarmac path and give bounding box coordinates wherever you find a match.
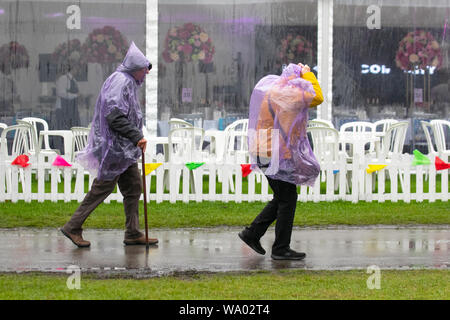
[0,226,448,276]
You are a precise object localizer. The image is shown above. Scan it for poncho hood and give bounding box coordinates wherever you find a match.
[116,41,150,79]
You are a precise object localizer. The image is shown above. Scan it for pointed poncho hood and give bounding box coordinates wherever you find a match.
[116,41,150,84]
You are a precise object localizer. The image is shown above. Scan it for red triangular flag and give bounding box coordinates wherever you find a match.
[435,156,450,171]
[241,164,252,178]
[11,155,30,168]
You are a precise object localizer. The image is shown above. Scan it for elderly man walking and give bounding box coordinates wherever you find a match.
[61,42,158,247]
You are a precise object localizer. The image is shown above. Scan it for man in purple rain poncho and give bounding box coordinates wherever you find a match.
[239,63,324,260]
[60,42,158,247]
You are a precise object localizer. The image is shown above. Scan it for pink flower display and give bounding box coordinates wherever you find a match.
[82,26,129,64]
[0,41,29,71]
[395,30,443,71]
[162,23,215,64]
[277,34,313,66]
[52,39,86,72]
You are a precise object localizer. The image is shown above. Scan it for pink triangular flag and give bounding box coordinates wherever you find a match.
[435,156,450,171]
[52,155,72,167]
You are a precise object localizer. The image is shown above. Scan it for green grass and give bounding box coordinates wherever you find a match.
[0,269,448,300]
[0,200,449,229]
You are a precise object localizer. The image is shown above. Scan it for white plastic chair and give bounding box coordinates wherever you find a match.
[0,124,37,191]
[71,127,90,162]
[340,121,376,156]
[18,117,53,153]
[222,119,249,193]
[374,119,398,134]
[167,127,205,194]
[340,121,375,133]
[374,119,398,152]
[307,119,335,129]
[223,119,249,164]
[374,121,409,192]
[307,126,349,191]
[430,120,450,162]
[0,123,7,131]
[169,118,193,130]
[421,121,437,156]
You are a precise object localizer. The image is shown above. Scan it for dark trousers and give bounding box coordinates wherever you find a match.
[63,163,143,239]
[247,176,298,254]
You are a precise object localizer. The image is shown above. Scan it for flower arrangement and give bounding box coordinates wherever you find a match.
[277,34,313,65]
[82,26,128,64]
[395,30,443,71]
[52,39,86,73]
[0,41,29,73]
[162,23,215,64]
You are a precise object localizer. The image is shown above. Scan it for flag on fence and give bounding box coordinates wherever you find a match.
[412,149,431,165]
[241,164,252,177]
[435,156,450,171]
[11,155,30,168]
[366,164,387,174]
[52,155,72,167]
[185,162,205,170]
[144,163,162,176]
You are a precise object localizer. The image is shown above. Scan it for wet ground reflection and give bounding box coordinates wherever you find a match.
[0,226,448,275]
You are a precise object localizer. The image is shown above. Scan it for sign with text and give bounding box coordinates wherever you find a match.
[182,88,193,103]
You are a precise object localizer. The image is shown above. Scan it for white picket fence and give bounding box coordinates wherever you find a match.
[0,152,448,204]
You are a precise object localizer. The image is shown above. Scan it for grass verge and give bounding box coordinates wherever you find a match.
[0,200,448,229]
[0,269,448,300]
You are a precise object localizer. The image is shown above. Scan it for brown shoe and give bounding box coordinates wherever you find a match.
[123,235,158,245]
[60,228,91,248]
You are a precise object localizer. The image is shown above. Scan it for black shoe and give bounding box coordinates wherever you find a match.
[238,230,266,255]
[271,249,306,260]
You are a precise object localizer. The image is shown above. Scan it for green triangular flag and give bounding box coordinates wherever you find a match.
[185,162,205,170]
[412,149,431,166]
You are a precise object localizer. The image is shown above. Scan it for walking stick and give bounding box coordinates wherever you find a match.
[141,149,149,250]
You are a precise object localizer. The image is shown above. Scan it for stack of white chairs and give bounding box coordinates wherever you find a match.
[0,124,37,192]
[421,121,437,157]
[340,121,376,157]
[71,126,90,162]
[430,120,450,162]
[373,119,398,152]
[307,126,349,191]
[221,119,249,193]
[167,126,205,194]
[307,119,335,129]
[16,117,59,161]
[369,121,409,192]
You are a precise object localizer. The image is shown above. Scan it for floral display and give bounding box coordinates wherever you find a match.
[52,39,86,72]
[0,41,29,72]
[277,34,313,66]
[395,30,443,71]
[162,23,215,64]
[82,26,128,64]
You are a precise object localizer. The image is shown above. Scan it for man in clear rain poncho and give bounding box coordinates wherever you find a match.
[61,42,158,247]
[239,63,323,260]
